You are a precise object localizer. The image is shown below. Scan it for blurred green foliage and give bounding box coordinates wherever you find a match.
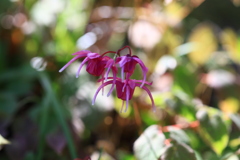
[1,0,240,160]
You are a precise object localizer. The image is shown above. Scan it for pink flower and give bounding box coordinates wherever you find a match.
[59,46,155,112]
[85,54,110,77]
[116,52,148,88]
[104,59,118,96]
[59,50,111,77]
[92,77,155,112]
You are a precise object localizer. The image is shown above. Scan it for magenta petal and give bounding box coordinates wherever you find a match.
[105,59,115,68]
[105,59,114,81]
[87,53,101,59]
[136,84,155,112]
[118,56,128,67]
[125,86,130,112]
[105,67,111,81]
[141,73,147,88]
[107,69,117,97]
[59,55,83,73]
[76,57,89,78]
[133,57,147,70]
[101,73,105,96]
[133,57,148,88]
[92,80,113,105]
[122,82,127,92]
[72,50,91,55]
[128,79,136,89]
[126,72,131,80]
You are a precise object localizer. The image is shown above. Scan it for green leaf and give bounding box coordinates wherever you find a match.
[221,152,239,160]
[160,142,197,160]
[195,151,203,160]
[197,109,229,155]
[117,150,136,160]
[141,111,160,126]
[185,129,204,150]
[173,66,197,98]
[24,152,35,160]
[0,0,11,14]
[134,125,166,160]
[225,155,239,160]
[202,151,219,160]
[168,127,190,144]
[37,94,50,160]
[166,97,196,121]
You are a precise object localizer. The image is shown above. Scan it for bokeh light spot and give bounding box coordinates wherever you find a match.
[30,57,47,71]
[98,6,112,18]
[104,116,113,125]
[76,32,97,49]
[1,15,13,29]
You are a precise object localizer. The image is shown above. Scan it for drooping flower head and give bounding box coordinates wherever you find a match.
[59,46,155,112]
[59,50,111,77]
[116,46,148,88]
[84,53,110,76]
[92,77,155,112]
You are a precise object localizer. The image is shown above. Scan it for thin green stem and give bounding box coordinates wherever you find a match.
[37,94,50,160]
[39,72,77,159]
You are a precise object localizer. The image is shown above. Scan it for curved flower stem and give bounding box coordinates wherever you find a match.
[101,51,117,56]
[117,46,132,55]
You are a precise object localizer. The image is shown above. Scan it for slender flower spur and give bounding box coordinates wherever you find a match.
[59,46,155,112]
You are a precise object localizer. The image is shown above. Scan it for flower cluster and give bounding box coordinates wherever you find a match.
[59,46,155,112]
